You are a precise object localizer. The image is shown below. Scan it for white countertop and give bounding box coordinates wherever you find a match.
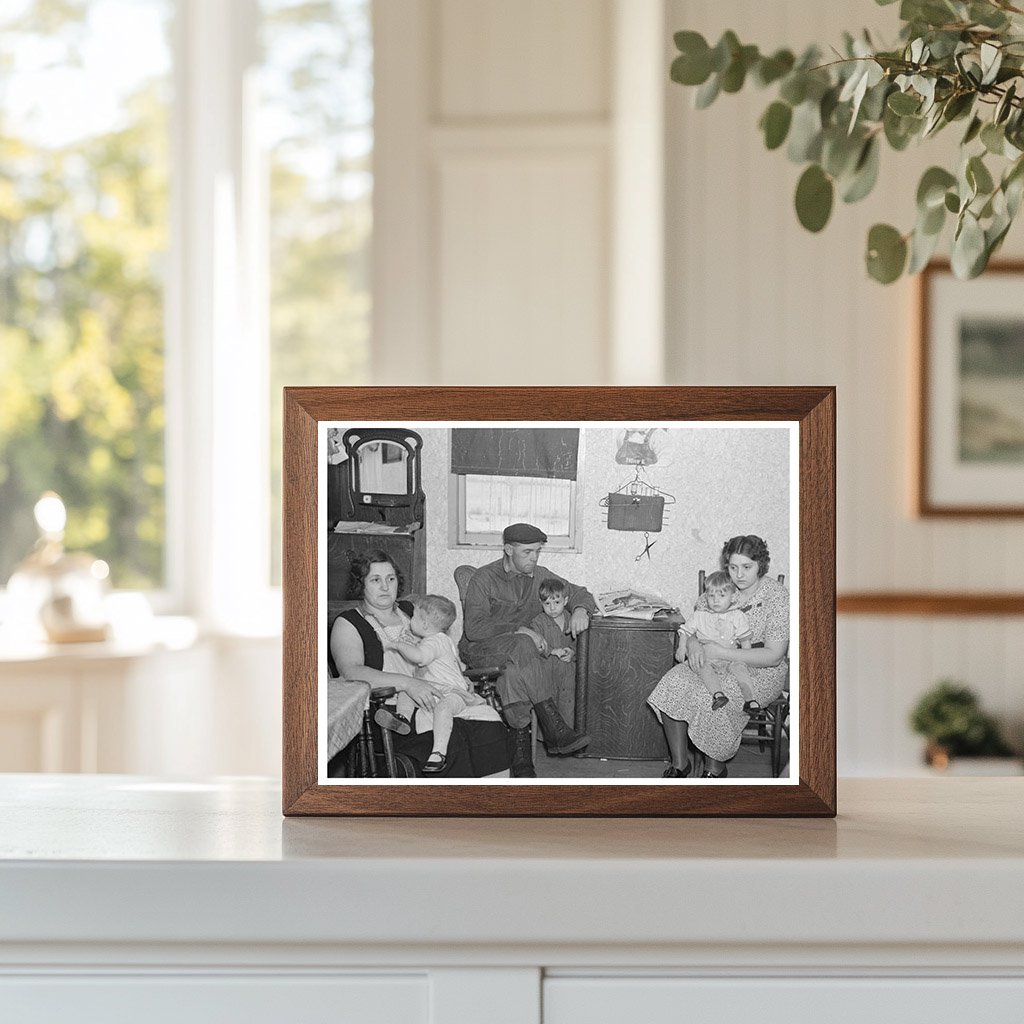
[1,775,1022,954]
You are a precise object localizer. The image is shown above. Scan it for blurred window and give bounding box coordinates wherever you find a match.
[0,0,374,607]
[0,0,172,589]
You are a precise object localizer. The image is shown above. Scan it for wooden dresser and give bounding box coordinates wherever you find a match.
[2,776,1023,1022]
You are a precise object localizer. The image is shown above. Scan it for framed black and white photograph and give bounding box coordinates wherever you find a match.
[918,261,1024,517]
[283,387,836,817]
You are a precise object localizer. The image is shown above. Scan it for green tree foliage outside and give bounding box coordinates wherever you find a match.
[0,1,170,588]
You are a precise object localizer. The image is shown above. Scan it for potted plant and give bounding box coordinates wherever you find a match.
[909,679,1018,772]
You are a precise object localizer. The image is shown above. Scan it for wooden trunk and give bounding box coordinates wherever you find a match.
[574,617,679,760]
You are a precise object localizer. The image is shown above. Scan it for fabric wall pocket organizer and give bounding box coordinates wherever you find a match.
[605,492,665,532]
[600,468,676,533]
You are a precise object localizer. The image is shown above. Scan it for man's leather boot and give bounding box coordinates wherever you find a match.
[508,725,536,777]
[533,698,590,755]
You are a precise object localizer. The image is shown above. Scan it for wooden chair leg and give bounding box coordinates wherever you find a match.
[379,725,399,779]
[772,716,788,778]
[359,708,377,778]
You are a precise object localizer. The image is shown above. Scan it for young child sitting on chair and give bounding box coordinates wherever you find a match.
[382,594,489,774]
[529,577,575,663]
[681,570,755,711]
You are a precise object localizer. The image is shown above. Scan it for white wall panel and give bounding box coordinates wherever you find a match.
[666,0,1024,774]
[438,0,610,120]
[436,151,608,384]
[375,0,619,385]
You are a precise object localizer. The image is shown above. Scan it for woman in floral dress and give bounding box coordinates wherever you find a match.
[647,535,789,779]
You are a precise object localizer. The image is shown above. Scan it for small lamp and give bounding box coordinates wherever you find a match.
[6,492,110,644]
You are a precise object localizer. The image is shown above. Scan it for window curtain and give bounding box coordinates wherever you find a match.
[450,428,579,480]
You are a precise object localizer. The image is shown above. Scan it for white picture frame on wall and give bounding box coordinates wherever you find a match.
[917,261,1024,517]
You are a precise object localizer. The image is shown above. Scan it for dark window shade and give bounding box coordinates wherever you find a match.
[450,428,580,480]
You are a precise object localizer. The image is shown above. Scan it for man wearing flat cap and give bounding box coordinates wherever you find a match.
[460,522,597,777]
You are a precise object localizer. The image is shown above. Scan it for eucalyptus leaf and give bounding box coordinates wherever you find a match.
[842,137,881,203]
[787,100,824,162]
[926,30,962,60]
[981,122,1005,155]
[944,190,961,213]
[694,73,721,109]
[820,85,841,126]
[721,45,759,93]
[671,35,713,87]
[922,102,946,137]
[1006,171,1024,218]
[908,221,943,273]
[795,164,834,232]
[913,75,937,112]
[888,91,921,115]
[921,200,946,235]
[904,0,959,28]
[967,154,995,195]
[917,166,957,210]
[962,115,983,145]
[760,101,793,150]
[980,42,1002,87]
[995,82,1017,124]
[951,211,986,278]
[1003,157,1024,216]
[866,223,907,283]
[710,31,740,74]
[942,92,974,122]
[779,74,807,106]
[839,62,869,104]
[860,79,892,122]
[884,106,921,150]
[986,214,1012,259]
[970,2,1009,30]
[822,128,864,177]
[754,49,795,87]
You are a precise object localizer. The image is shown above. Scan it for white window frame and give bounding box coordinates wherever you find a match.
[449,474,581,553]
[170,0,275,633]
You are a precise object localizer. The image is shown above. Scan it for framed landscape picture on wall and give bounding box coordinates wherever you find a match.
[918,262,1024,517]
[282,387,836,817]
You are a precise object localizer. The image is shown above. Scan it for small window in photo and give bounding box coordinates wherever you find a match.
[449,428,581,550]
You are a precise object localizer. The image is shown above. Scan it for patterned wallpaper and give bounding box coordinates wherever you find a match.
[416,426,791,632]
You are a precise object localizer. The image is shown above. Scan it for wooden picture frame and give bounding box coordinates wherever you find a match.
[917,261,1024,517]
[283,387,836,817]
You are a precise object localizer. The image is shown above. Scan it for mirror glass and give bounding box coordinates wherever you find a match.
[356,441,409,494]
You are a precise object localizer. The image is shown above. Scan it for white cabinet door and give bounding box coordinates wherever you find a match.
[545,977,1024,1023]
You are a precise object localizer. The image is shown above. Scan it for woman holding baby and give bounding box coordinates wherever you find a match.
[329,550,508,777]
[647,535,790,779]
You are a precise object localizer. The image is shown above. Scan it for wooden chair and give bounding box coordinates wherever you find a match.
[325,686,420,778]
[452,565,507,718]
[696,569,791,778]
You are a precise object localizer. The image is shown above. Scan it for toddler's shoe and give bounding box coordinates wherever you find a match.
[374,707,412,735]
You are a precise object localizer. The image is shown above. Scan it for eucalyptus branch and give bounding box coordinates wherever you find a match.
[670,2,1024,283]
